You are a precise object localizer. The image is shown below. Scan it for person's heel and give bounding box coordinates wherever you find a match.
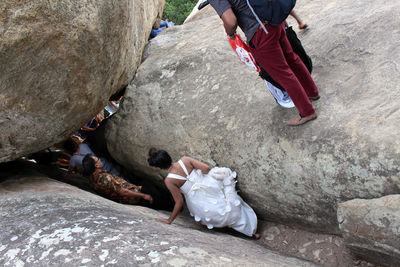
[286,112,317,126]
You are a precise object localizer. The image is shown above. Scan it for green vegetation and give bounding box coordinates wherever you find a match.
[162,0,198,25]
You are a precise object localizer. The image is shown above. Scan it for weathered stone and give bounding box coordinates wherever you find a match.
[337,195,400,266]
[0,165,316,266]
[184,0,216,24]
[0,0,164,162]
[105,0,400,232]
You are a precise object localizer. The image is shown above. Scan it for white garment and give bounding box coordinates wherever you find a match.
[167,160,257,236]
[264,80,295,108]
[105,101,119,116]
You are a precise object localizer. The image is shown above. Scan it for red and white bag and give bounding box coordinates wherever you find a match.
[227,34,260,72]
[227,33,294,108]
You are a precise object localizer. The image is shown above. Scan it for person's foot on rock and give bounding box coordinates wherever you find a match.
[253,233,261,239]
[299,23,308,30]
[286,112,317,126]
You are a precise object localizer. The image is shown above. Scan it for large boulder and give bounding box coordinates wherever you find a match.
[0,0,164,163]
[0,164,316,266]
[337,195,400,266]
[105,0,400,233]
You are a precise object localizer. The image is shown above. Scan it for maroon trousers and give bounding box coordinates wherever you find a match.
[249,22,319,117]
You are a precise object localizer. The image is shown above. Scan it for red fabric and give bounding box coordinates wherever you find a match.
[228,34,260,72]
[249,22,319,117]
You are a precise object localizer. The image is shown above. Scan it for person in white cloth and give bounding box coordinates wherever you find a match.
[148,148,260,239]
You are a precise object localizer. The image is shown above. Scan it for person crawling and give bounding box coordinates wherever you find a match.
[82,155,174,211]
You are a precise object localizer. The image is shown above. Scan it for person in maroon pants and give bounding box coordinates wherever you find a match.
[209,0,319,125]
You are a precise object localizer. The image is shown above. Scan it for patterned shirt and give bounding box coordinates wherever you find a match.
[90,171,142,204]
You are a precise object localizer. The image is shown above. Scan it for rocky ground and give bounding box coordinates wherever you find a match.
[207,213,376,266]
[256,221,375,267]
[1,160,377,266]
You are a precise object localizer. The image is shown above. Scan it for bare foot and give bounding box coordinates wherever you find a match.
[253,233,261,239]
[286,112,317,126]
[299,23,308,30]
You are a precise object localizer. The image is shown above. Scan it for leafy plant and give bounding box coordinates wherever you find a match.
[162,0,198,25]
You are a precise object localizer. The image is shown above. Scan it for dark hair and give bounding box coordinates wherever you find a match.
[148,148,172,169]
[62,139,76,154]
[82,154,96,176]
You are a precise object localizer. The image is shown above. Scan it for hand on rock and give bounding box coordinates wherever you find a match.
[156,218,171,224]
[143,194,153,204]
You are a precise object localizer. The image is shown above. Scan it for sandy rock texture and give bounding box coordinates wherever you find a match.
[105,0,400,233]
[0,166,316,266]
[337,195,400,266]
[258,221,375,267]
[0,0,164,162]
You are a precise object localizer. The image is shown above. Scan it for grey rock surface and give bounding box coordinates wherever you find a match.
[337,195,400,266]
[0,0,164,162]
[0,165,316,266]
[105,0,400,232]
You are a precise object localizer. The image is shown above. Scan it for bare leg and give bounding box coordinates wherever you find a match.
[290,10,308,29]
[253,233,261,239]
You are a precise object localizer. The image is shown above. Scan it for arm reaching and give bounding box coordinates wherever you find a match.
[221,8,238,39]
[184,156,210,174]
[94,172,152,204]
[290,10,308,29]
[156,180,183,224]
[80,126,96,132]
[65,165,75,179]
[119,187,153,204]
